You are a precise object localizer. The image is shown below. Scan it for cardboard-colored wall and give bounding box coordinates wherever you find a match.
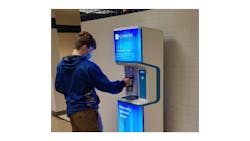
[51,11,66,112]
[53,9,81,26]
[51,27,66,112]
[81,9,199,131]
[57,33,77,58]
[53,9,81,59]
[51,9,81,113]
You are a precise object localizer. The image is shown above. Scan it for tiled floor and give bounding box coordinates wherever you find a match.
[51,116,71,132]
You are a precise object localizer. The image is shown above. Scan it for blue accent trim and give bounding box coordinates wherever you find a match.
[140,62,160,106]
[139,70,146,99]
[118,101,144,132]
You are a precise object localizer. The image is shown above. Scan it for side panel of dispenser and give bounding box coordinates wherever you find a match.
[141,27,164,131]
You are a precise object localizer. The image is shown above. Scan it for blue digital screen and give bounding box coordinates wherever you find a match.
[118,101,144,132]
[114,28,142,62]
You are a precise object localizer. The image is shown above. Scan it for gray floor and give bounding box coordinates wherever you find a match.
[51,116,71,132]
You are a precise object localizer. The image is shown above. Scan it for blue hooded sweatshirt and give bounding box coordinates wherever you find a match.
[55,55,125,116]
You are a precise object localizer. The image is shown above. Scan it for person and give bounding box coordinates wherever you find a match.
[55,31,130,132]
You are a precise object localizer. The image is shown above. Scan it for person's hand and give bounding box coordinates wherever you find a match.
[123,77,131,87]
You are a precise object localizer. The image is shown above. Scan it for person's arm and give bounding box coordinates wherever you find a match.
[88,63,125,94]
[55,65,66,94]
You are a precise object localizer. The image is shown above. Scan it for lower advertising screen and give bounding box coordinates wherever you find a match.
[117,101,144,132]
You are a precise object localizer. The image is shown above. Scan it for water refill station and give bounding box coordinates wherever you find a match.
[114,26,164,132]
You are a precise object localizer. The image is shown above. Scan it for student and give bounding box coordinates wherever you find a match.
[55,31,130,132]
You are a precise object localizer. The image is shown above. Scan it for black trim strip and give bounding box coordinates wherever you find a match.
[51,18,81,33]
[56,25,81,33]
[80,9,149,22]
[51,18,56,28]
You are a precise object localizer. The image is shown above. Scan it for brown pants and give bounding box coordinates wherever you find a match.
[69,109,103,132]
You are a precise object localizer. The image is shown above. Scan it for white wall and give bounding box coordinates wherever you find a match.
[81,9,199,131]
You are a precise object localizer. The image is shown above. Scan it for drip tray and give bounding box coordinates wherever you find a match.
[123,95,138,100]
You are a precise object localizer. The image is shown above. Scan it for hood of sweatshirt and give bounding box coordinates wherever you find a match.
[61,55,86,72]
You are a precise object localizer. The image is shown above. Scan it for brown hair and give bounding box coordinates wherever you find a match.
[74,31,96,50]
